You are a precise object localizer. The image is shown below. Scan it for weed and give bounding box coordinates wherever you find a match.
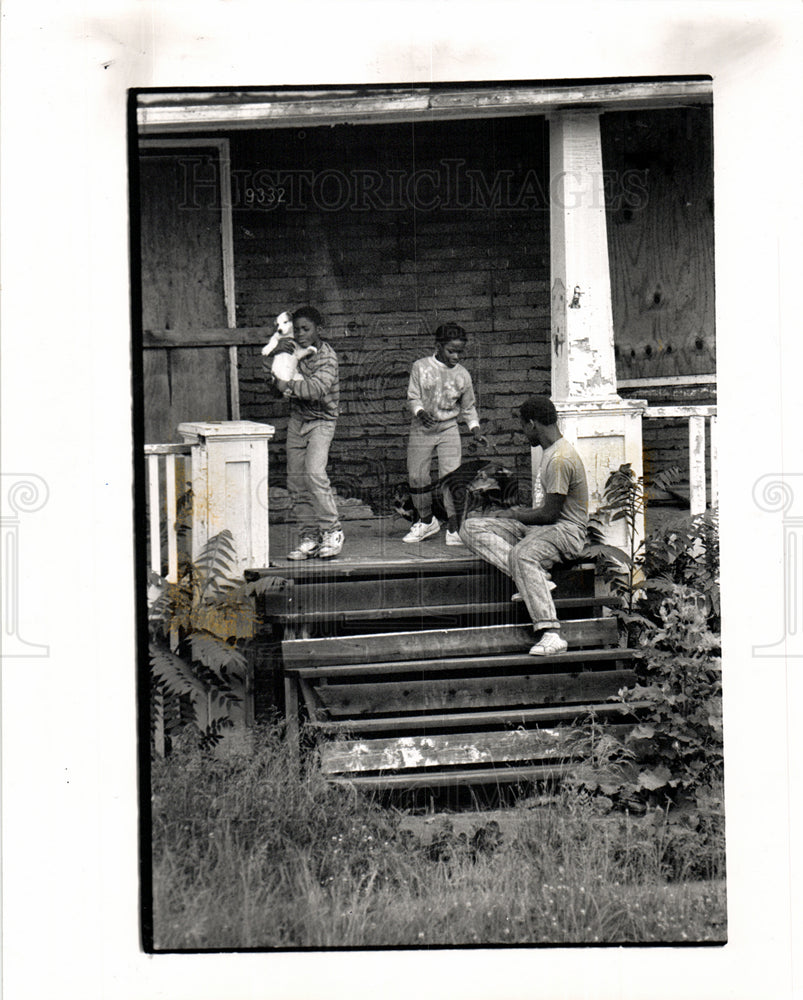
[149,723,726,950]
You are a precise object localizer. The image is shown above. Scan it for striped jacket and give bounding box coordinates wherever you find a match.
[265,340,339,421]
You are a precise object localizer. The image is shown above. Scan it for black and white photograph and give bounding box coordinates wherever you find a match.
[134,81,724,952]
[2,3,802,999]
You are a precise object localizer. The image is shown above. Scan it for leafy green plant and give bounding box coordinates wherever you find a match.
[148,529,282,751]
[584,465,723,818]
[643,508,720,631]
[586,463,681,615]
[617,584,722,801]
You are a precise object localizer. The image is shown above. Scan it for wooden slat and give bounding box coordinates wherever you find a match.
[284,573,512,614]
[144,443,192,456]
[281,619,618,668]
[329,762,577,790]
[315,668,636,717]
[314,700,651,734]
[298,677,325,721]
[644,405,717,418]
[710,414,718,508]
[291,647,635,680]
[143,326,272,348]
[320,724,634,774]
[277,602,518,626]
[689,414,706,515]
[248,556,496,581]
[138,81,713,134]
[165,453,178,583]
[147,453,161,576]
[272,595,620,626]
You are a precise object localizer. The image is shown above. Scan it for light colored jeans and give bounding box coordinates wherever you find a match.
[286,415,341,534]
[406,421,462,521]
[459,515,586,632]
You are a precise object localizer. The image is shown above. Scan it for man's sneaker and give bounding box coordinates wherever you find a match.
[402,518,440,543]
[529,630,568,656]
[317,528,345,559]
[287,534,320,560]
[445,530,464,546]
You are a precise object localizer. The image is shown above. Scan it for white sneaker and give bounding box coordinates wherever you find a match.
[529,631,568,656]
[317,528,344,558]
[445,530,464,546]
[287,534,320,560]
[402,518,440,543]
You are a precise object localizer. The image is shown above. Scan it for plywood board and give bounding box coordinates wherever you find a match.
[139,150,230,442]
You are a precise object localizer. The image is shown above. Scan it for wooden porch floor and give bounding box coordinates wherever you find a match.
[265,507,689,572]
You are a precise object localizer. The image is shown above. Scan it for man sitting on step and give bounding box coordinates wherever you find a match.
[459,395,589,656]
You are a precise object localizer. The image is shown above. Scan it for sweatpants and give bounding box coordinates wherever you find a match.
[406,421,461,522]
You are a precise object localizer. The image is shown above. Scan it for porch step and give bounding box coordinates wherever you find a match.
[248,555,601,637]
[282,618,620,668]
[280,616,640,790]
[257,596,618,627]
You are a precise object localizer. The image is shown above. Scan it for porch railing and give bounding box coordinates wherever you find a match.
[145,443,191,583]
[643,405,717,515]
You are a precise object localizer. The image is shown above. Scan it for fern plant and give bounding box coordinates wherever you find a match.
[148,529,282,752]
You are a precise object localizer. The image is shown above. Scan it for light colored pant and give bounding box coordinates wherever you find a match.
[406,421,462,521]
[286,415,341,534]
[459,515,586,632]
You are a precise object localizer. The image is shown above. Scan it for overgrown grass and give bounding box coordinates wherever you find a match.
[149,725,726,950]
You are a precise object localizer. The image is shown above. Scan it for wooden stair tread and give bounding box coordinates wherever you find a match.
[314,668,637,716]
[311,700,651,734]
[282,618,618,668]
[320,723,635,774]
[290,647,636,679]
[329,762,577,789]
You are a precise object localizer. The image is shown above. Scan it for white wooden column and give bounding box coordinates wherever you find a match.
[178,420,275,575]
[549,112,619,404]
[546,111,647,544]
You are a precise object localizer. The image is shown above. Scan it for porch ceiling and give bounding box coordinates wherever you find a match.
[137,79,713,134]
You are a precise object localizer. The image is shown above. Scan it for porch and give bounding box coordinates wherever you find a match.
[139,79,717,783]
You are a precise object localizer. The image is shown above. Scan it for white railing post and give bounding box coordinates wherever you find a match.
[147,453,161,577]
[178,420,275,576]
[710,415,718,509]
[165,453,179,583]
[642,405,717,516]
[688,414,706,516]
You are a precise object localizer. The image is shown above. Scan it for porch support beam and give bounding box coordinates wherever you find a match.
[546,111,647,546]
[137,80,712,134]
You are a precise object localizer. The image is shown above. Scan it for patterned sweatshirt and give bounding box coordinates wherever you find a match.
[263,341,339,421]
[406,355,480,431]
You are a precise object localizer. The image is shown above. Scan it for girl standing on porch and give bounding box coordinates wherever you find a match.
[268,306,344,560]
[404,323,487,546]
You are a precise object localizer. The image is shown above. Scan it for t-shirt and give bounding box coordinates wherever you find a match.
[406,355,479,430]
[541,436,588,533]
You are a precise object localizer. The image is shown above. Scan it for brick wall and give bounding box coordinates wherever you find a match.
[229,118,551,508]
